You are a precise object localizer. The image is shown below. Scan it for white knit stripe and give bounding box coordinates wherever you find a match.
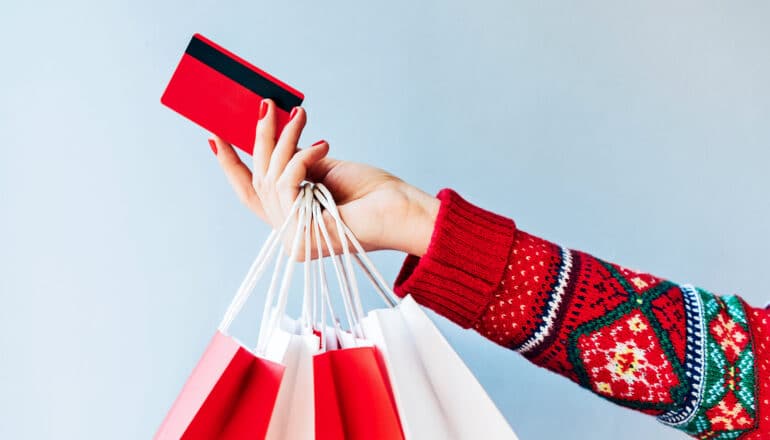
[680,284,707,425]
[516,247,573,354]
[657,284,707,427]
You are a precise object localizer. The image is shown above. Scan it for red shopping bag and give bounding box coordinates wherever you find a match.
[314,346,405,440]
[154,331,284,440]
[155,186,315,439]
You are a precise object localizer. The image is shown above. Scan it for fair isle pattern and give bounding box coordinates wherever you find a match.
[565,266,687,412]
[740,306,770,439]
[680,291,757,439]
[658,284,707,427]
[514,247,573,354]
[576,309,681,403]
[396,189,769,438]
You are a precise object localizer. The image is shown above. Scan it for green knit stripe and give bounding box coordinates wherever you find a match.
[680,289,757,438]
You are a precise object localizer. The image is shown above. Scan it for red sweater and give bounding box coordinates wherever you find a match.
[392,189,770,439]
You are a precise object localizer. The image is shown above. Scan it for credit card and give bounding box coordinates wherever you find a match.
[161,33,304,155]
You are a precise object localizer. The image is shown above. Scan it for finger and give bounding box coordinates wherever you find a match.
[251,99,281,225]
[252,99,276,180]
[212,136,266,220]
[267,106,306,181]
[277,140,330,210]
[306,155,340,182]
[280,141,330,187]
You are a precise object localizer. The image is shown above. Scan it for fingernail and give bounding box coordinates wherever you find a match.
[208,138,218,155]
[311,139,326,147]
[259,100,268,120]
[289,107,299,120]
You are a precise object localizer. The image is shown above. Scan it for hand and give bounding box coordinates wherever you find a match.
[210,99,439,259]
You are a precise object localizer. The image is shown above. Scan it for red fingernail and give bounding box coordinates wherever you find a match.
[312,139,326,147]
[259,100,268,120]
[208,139,218,155]
[289,107,299,120]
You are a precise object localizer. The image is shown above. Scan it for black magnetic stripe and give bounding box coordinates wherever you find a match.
[185,36,302,112]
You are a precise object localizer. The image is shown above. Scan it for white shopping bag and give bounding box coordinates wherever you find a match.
[260,187,322,440]
[263,321,318,440]
[362,296,519,440]
[313,183,519,440]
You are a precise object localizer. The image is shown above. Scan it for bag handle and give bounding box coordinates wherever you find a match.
[311,197,347,351]
[255,184,314,354]
[300,183,314,331]
[312,184,399,308]
[309,184,400,343]
[217,187,307,334]
[311,194,361,339]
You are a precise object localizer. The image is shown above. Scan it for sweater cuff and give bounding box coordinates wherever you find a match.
[393,188,516,328]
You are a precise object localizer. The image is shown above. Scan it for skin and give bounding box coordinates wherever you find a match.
[210,99,440,260]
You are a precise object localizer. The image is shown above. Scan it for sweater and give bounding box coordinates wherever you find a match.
[392,189,770,439]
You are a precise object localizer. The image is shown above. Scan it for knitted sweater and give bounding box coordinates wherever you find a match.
[392,189,770,439]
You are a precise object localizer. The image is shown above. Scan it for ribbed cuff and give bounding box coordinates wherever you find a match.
[393,189,516,328]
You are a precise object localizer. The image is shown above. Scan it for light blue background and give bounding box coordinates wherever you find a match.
[1,1,768,439]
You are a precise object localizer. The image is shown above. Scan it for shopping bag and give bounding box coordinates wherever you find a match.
[303,189,404,440]
[360,307,450,439]
[263,318,318,440]
[313,345,404,440]
[260,184,336,440]
[313,183,518,440]
[154,331,284,440]
[362,296,519,439]
[155,186,313,440]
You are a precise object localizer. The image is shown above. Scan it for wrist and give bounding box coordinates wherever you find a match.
[405,188,440,257]
[391,185,440,257]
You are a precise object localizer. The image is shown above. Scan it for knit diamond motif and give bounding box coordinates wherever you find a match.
[710,311,750,364]
[560,261,759,435]
[566,262,689,414]
[705,391,754,432]
[577,310,679,403]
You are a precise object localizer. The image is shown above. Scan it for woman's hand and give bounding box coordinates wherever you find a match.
[210,99,439,259]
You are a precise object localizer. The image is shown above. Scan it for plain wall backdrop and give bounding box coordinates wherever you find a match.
[1,1,769,439]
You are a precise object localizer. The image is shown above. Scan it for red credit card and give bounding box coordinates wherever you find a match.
[161,33,304,155]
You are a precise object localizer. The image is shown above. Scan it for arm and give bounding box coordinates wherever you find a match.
[211,103,768,438]
[393,189,770,439]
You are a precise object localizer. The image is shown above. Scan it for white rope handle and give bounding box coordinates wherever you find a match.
[310,209,324,349]
[218,180,401,351]
[217,189,306,333]
[301,185,313,331]
[312,196,359,337]
[310,218,319,332]
[312,184,399,307]
[256,184,314,354]
[311,197,346,351]
[311,187,365,332]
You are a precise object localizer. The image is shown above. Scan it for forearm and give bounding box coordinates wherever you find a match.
[393,188,770,438]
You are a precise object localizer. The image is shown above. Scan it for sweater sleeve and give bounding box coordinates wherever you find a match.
[393,188,770,439]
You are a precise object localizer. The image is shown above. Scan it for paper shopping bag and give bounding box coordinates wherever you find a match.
[314,346,405,440]
[155,186,317,440]
[264,322,318,440]
[154,331,285,440]
[362,295,519,440]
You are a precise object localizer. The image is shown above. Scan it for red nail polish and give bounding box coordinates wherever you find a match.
[259,100,268,120]
[289,107,299,120]
[311,139,326,147]
[208,139,217,155]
